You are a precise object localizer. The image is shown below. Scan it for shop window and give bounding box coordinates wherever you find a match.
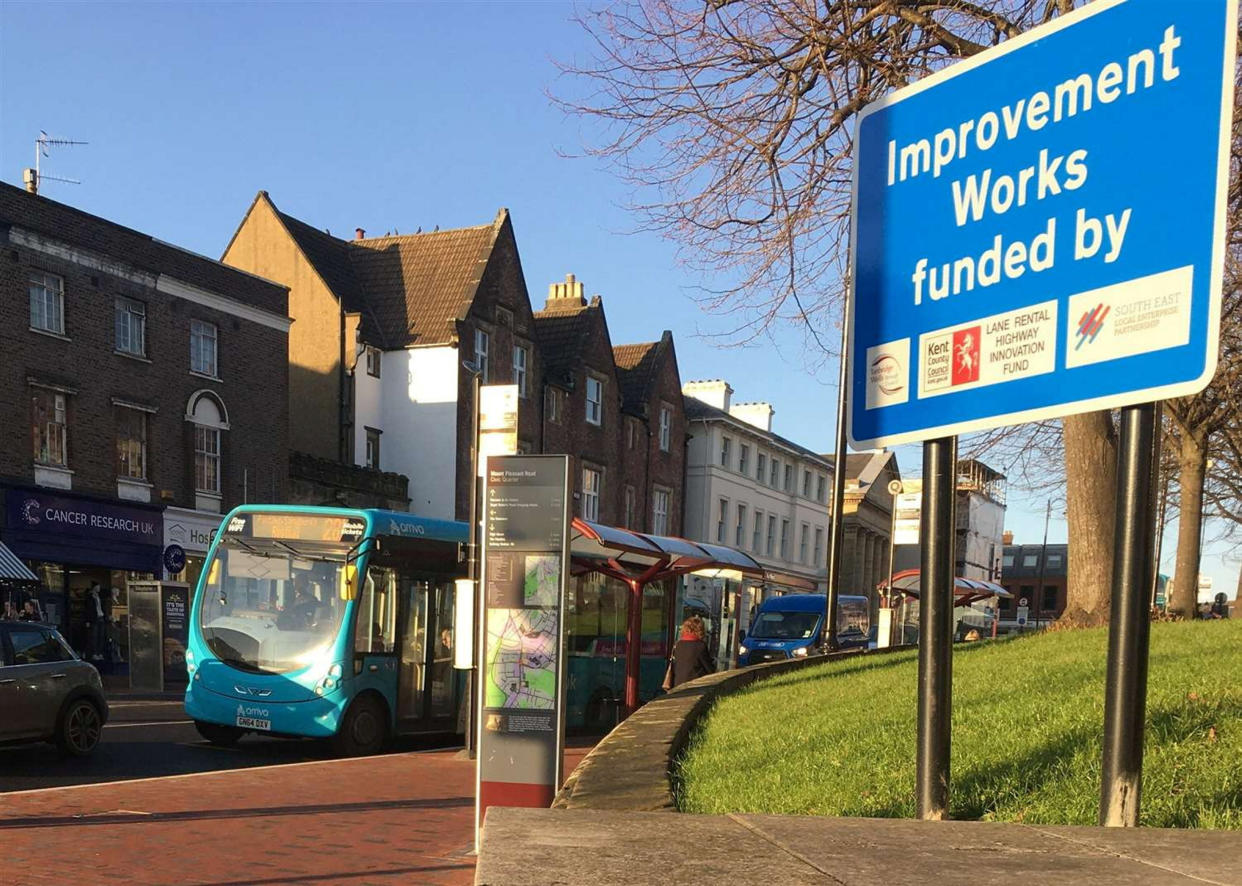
[116,407,147,480]
[32,387,68,466]
[29,271,65,335]
[191,320,218,377]
[115,297,146,357]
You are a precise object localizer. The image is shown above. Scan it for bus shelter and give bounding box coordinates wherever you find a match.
[569,518,790,718]
[880,569,1012,639]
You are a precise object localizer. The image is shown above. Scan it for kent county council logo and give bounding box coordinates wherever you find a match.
[870,354,905,396]
[21,499,41,526]
[1076,303,1110,350]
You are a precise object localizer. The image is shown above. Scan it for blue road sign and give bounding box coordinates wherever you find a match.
[848,0,1236,449]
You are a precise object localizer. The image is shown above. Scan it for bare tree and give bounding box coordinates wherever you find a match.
[556,0,1146,622]
[1166,70,1242,618]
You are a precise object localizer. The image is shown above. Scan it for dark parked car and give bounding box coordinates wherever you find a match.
[0,620,108,756]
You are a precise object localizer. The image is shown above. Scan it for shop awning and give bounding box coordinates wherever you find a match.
[0,541,38,583]
[881,569,1012,607]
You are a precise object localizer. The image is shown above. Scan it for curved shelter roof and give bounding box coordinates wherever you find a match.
[882,568,1012,606]
[570,518,814,590]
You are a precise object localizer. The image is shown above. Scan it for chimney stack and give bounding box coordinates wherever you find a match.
[23,168,37,195]
[1002,530,1014,545]
[730,401,775,432]
[355,228,366,240]
[547,273,587,309]
[682,379,733,412]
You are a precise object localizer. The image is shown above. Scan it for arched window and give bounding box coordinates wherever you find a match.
[186,391,228,500]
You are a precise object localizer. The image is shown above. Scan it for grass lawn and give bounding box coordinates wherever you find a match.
[678,620,1242,828]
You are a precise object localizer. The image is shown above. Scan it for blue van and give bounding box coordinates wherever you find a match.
[738,594,870,665]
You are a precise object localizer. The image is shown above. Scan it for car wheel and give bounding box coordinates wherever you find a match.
[331,695,388,757]
[56,698,103,757]
[195,720,244,747]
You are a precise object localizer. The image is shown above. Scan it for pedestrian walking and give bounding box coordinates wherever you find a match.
[86,582,106,660]
[665,614,715,690]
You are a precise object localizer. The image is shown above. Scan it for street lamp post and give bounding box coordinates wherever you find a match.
[463,362,482,758]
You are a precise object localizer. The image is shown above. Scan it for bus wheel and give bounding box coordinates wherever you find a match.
[332,696,388,757]
[196,720,243,747]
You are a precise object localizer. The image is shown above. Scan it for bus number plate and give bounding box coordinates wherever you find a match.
[236,713,271,730]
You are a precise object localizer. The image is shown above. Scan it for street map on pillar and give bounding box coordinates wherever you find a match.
[847,0,1236,449]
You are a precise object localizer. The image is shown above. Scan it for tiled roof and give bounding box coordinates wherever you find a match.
[683,396,831,468]
[272,197,502,349]
[0,182,287,315]
[613,336,665,412]
[350,226,495,348]
[534,300,601,386]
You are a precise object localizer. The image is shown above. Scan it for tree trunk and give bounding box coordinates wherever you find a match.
[1060,411,1118,627]
[1169,431,1207,620]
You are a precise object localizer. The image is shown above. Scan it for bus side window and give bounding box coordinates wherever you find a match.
[355,567,398,654]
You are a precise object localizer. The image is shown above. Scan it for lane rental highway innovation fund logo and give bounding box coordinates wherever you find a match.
[1076,303,1109,350]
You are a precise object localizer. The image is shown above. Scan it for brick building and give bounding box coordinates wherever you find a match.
[533,276,686,534]
[0,182,290,657]
[223,193,537,521]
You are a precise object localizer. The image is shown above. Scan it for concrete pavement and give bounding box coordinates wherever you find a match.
[476,807,1242,885]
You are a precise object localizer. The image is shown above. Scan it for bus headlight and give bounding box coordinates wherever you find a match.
[738,645,750,656]
[328,663,342,678]
[791,647,809,658]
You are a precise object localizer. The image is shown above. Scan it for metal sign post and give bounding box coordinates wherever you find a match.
[916,437,957,820]
[848,0,1235,826]
[1100,403,1158,826]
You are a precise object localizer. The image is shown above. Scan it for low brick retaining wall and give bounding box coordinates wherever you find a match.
[553,647,894,812]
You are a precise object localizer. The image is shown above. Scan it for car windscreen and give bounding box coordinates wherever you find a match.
[749,610,820,640]
[197,545,349,675]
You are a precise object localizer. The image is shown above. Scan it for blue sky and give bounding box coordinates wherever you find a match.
[1,1,1232,596]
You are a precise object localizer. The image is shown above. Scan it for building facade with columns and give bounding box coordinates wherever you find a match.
[831,451,902,617]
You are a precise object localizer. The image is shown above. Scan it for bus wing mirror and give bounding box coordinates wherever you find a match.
[339,563,359,601]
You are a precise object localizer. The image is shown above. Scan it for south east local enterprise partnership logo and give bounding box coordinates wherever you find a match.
[1076,302,1109,350]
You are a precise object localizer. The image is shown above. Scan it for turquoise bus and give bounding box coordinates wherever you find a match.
[184,505,468,756]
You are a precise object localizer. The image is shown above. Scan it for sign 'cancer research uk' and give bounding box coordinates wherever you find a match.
[848,0,1236,449]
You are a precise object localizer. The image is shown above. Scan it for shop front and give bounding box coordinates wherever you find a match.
[161,507,225,588]
[1,485,163,667]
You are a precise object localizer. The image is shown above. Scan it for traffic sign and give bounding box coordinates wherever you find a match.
[848,0,1236,448]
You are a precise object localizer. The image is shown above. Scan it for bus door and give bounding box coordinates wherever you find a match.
[355,567,399,709]
[396,577,459,728]
[396,577,430,726]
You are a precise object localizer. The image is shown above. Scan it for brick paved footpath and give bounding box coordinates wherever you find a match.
[1,742,594,886]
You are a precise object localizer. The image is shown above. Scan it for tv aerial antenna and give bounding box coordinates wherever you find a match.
[24,131,88,194]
